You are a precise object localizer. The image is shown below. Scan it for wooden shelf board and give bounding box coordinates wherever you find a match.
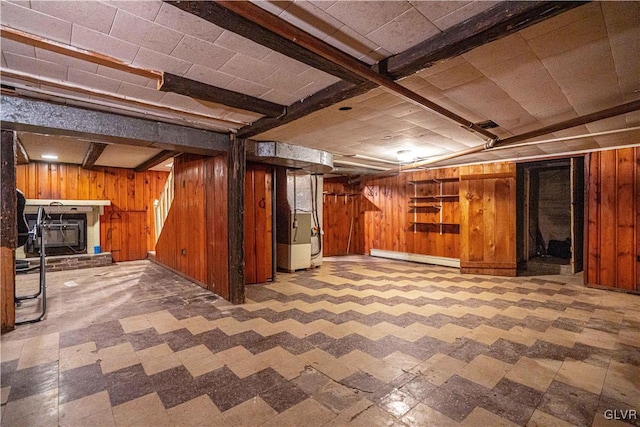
[408,178,458,185]
[409,205,441,210]
[408,195,458,200]
[410,221,459,226]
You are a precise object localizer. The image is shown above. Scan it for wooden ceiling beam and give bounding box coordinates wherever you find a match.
[402,101,640,171]
[2,68,245,128]
[212,1,497,141]
[163,1,365,85]
[0,26,161,81]
[1,95,230,156]
[239,80,377,138]
[82,142,108,170]
[497,99,640,147]
[158,73,286,118]
[2,27,285,120]
[15,134,29,165]
[349,99,640,183]
[235,1,585,138]
[383,1,587,80]
[134,150,177,172]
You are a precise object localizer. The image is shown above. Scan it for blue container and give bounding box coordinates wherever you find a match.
[94,245,101,254]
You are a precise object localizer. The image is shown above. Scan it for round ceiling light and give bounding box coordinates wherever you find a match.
[397,150,416,163]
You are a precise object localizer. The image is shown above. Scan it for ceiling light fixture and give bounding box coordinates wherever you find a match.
[41,154,58,160]
[397,150,415,163]
[165,163,173,167]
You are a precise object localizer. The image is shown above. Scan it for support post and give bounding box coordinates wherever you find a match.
[228,135,245,304]
[1,129,17,332]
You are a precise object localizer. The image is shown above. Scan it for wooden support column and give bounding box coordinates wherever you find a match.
[1,129,17,332]
[228,135,245,304]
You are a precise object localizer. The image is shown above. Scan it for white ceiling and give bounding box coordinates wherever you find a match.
[1,1,639,173]
[256,2,640,166]
[18,132,173,171]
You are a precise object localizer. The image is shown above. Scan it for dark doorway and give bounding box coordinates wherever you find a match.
[516,158,584,275]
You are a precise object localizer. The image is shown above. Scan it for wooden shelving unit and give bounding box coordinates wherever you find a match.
[408,178,459,234]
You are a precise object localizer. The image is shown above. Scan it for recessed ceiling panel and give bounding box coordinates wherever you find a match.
[18,133,91,165]
[95,144,163,169]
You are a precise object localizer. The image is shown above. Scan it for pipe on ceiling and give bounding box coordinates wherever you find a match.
[349,99,640,183]
[333,160,390,171]
[2,68,245,129]
[0,26,162,80]
[352,154,402,165]
[490,125,640,151]
[497,99,640,147]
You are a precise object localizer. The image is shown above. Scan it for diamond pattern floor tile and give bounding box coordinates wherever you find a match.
[3,258,639,426]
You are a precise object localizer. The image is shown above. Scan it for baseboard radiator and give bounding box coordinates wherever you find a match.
[369,249,460,268]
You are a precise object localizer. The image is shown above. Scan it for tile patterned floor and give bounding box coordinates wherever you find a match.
[1,257,639,426]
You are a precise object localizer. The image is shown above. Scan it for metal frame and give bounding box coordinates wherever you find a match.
[15,206,47,325]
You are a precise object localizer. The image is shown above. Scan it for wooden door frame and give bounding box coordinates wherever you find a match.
[523,167,531,263]
[570,156,585,275]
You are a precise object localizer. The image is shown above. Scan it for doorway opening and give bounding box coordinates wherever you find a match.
[516,157,584,276]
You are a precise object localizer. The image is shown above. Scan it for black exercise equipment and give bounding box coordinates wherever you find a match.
[15,189,47,325]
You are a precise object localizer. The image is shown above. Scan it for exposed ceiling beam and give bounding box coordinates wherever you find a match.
[383,1,588,80]
[15,134,29,165]
[404,99,640,171]
[213,1,497,141]
[134,150,177,172]
[2,27,286,121]
[491,126,640,151]
[81,142,108,170]
[1,95,230,156]
[0,26,161,81]
[2,68,245,129]
[235,1,586,139]
[239,80,377,138]
[497,100,640,147]
[350,99,640,183]
[158,73,285,118]
[163,1,365,85]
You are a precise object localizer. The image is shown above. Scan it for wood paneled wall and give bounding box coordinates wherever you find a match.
[156,154,213,289]
[100,208,148,262]
[156,156,272,298]
[323,179,366,256]
[586,147,639,291]
[16,163,168,260]
[323,168,460,258]
[244,164,273,284]
[459,162,517,276]
[206,155,229,299]
[363,175,407,255]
